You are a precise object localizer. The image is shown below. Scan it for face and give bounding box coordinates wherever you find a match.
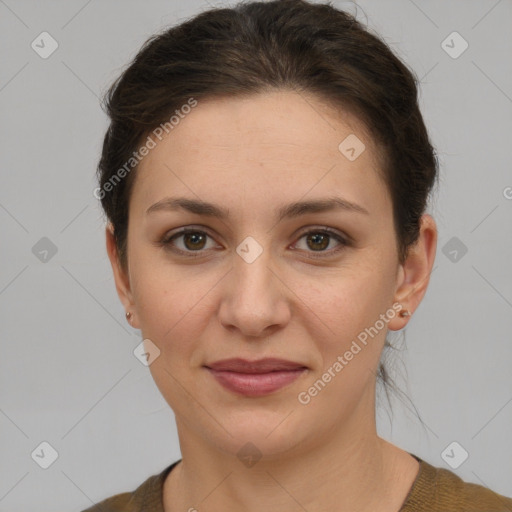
[107,90,434,460]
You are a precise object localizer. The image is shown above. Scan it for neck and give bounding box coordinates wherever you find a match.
[164,387,414,512]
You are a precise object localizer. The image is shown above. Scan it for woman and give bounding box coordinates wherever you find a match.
[86,0,512,510]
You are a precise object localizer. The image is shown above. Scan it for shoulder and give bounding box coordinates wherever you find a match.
[402,455,512,512]
[79,460,180,512]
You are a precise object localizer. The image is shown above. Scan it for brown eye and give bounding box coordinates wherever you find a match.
[305,232,330,251]
[293,228,348,258]
[162,229,216,257]
[160,226,349,259]
[181,231,207,250]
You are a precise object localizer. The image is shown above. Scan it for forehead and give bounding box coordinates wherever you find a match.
[132,90,389,219]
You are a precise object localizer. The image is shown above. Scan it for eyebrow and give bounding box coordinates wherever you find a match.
[146,196,369,221]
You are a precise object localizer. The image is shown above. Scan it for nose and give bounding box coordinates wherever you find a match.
[218,247,291,339]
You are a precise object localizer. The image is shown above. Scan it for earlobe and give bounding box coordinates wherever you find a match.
[105,224,137,326]
[388,214,437,331]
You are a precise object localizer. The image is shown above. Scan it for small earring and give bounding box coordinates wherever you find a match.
[399,308,411,318]
[126,311,132,322]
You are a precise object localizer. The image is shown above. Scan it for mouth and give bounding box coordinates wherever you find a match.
[204,358,308,397]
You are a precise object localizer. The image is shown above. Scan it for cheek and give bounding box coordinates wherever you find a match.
[297,271,395,417]
[309,261,395,361]
[132,266,212,410]
[131,261,215,354]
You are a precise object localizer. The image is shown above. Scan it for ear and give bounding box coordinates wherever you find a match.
[387,213,437,331]
[105,223,139,329]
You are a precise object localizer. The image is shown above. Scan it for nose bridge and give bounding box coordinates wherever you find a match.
[234,233,277,307]
[236,237,273,293]
[219,233,289,336]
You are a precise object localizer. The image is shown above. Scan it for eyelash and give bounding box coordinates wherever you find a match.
[159,226,350,259]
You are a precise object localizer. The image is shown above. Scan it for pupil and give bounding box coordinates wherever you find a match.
[308,233,328,250]
[186,233,205,249]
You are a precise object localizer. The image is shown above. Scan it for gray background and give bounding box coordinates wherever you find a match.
[1,0,511,510]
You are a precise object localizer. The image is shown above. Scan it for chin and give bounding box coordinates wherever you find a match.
[198,408,316,462]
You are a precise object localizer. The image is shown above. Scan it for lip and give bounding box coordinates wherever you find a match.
[204,358,308,397]
[206,357,307,373]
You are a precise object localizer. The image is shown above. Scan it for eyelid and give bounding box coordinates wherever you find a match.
[291,226,349,258]
[160,226,220,257]
[161,225,220,246]
[160,225,350,258]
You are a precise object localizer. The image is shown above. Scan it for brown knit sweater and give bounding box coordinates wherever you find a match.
[81,453,512,511]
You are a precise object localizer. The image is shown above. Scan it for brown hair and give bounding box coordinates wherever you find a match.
[97,0,438,412]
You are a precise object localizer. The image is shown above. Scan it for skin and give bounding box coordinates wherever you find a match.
[106,90,437,512]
